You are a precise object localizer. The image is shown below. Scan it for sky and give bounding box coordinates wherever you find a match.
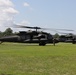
[0,0,76,34]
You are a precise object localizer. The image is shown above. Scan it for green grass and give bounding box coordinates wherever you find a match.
[0,43,76,75]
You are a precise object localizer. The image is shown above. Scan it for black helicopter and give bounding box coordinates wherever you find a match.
[59,34,76,44]
[0,25,60,46]
[0,25,74,46]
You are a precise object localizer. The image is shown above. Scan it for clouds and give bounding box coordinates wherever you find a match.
[0,0,19,31]
[0,0,13,7]
[24,2,30,7]
[23,2,33,10]
[0,0,32,31]
[0,0,18,16]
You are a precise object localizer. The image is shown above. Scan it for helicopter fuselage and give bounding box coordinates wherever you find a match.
[0,31,59,46]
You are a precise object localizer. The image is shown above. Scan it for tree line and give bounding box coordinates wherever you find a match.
[0,28,14,37]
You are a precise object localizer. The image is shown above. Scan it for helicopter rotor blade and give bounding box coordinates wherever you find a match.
[53,31,71,34]
[41,28,74,31]
[13,24,74,33]
[13,24,41,29]
[42,29,70,34]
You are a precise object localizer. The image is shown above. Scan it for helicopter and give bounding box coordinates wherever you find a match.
[59,34,76,44]
[0,25,74,46]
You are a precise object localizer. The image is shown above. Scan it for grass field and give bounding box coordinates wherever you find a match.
[0,43,76,75]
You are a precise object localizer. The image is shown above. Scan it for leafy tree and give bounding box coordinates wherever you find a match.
[54,33,60,38]
[3,28,13,36]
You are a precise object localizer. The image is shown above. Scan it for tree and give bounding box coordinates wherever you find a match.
[3,28,13,36]
[54,33,59,38]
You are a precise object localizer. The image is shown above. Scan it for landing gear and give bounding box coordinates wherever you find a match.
[72,38,76,44]
[0,41,3,44]
[39,42,46,46]
[53,38,56,46]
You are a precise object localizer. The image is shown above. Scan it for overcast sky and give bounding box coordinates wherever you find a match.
[0,0,76,34]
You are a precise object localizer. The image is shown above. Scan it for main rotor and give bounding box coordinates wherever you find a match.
[14,25,42,32]
[13,24,74,34]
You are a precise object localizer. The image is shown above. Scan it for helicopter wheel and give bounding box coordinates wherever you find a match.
[0,41,3,44]
[72,41,76,44]
[39,42,46,46]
